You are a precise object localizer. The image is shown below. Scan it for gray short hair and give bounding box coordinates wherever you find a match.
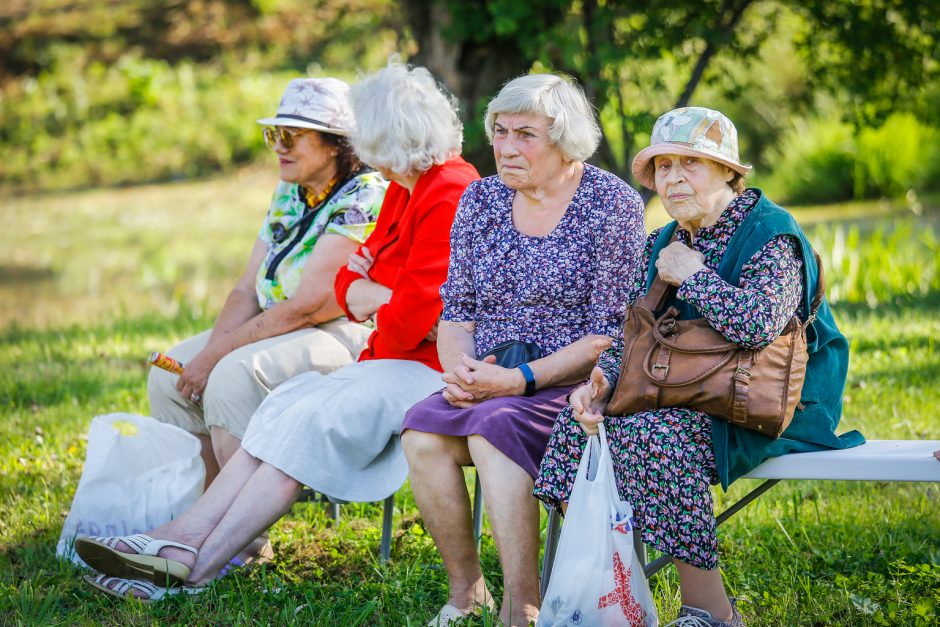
[484,73,601,162]
[349,60,463,176]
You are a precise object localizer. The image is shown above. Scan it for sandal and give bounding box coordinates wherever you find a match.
[427,605,468,627]
[427,598,498,627]
[84,574,204,603]
[75,534,197,587]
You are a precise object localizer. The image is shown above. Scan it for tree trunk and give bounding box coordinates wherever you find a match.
[401,0,534,175]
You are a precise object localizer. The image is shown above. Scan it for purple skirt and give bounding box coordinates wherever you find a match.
[402,386,576,479]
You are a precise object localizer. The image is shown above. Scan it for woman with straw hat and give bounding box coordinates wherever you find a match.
[535,106,863,626]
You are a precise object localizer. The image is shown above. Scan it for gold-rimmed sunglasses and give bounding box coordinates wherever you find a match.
[262,126,312,150]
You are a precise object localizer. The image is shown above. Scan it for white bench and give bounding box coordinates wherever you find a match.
[539,439,940,595]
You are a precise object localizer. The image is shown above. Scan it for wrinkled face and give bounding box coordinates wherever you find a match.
[653,154,734,226]
[273,127,337,189]
[492,113,567,191]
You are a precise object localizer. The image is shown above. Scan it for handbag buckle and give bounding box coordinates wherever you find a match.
[658,318,677,335]
[651,364,669,378]
[734,367,751,382]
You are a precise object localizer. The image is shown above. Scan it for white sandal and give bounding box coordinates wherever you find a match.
[84,574,204,603]
[75,534,198,587]
[427,604,468,627]
[427,598,498,627]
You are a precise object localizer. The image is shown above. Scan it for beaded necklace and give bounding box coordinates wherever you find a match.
[303,177,339,208]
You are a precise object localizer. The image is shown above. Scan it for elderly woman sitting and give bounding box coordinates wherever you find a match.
[74,61,480,602]
[401,74,646,626]
[534,107,864,626]
[148,78,386,488]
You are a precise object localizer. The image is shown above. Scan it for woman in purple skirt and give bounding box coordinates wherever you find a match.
[401,74,646,627]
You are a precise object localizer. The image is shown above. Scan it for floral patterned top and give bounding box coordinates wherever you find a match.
[256,171,388,310]
[441,165,646,356]
[597,189,804,388]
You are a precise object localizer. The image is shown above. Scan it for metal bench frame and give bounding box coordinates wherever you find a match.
[538,439,940,596]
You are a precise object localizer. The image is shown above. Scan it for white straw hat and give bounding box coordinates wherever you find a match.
[256,78,354,136]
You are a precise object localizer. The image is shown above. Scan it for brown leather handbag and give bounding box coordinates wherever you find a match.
[606,251,825,438]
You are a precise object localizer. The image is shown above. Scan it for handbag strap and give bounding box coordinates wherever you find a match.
[806,250,825,324]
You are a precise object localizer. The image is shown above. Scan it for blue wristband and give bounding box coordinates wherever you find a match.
[518,362,537,397]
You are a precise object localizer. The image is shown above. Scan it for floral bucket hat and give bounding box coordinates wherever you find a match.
[631,106,752,190]
[257,77,355,136]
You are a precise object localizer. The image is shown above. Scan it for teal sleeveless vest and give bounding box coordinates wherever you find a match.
[645,190,865,488]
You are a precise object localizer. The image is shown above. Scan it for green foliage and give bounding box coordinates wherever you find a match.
[764,113,940,204]
[0,52,286,191]
[761,117,857,205]
[0,0,404,192]
[809,218,940,306]
[854,114,940,199]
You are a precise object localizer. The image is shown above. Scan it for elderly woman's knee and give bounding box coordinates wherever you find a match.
[401,429,442,461]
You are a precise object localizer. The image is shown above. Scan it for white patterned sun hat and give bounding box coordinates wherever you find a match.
[257,78,355,136]
[631,106,752,190]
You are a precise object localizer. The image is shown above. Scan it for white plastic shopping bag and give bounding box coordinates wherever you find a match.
[539,423,658,627]
[56,413,205,565]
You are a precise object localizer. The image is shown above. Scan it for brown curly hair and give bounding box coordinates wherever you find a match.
[319,132,365,183]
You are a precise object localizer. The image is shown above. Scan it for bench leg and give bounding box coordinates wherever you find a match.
[633,528,647,567]
[379,493,395,562]
[539,507,562,599]
[640,479,782,579]
[715,479,780,526]
[472,471,484,551]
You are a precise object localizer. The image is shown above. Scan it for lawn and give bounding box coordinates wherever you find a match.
[0,170,938,625]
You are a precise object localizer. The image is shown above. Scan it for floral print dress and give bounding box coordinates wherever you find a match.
[533,189,805,569]
[255,171,388,310]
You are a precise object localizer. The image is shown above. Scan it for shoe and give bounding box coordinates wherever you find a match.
[75,533,198,587]
[665,598,745,626]
[84,574,204,603]
[427,598,498,627]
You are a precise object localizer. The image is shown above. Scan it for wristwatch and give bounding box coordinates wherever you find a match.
[518,362,537,397]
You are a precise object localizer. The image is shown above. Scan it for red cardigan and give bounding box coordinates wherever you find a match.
[334,157,480,371]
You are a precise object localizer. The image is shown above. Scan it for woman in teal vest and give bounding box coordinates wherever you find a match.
[534,107,863,627]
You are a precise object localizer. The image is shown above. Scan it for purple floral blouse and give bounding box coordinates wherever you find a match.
[441,165,646,356]
[598,189,804,387]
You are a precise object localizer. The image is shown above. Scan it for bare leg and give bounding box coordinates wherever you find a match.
[197,434,220,489]
[210,426,271,563]
[674,560,733,621]
[186,460,301,583]
[210,426,242,468]
[104,447,264,573]
[402,430,492,613]
[469,436,540,627]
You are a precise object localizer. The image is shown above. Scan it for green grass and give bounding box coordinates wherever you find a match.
[1,175,938,625]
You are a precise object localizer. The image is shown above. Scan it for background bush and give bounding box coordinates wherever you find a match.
[763,113,940,204]
[0,53,291,191]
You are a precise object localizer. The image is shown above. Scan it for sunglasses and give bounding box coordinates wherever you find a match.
[262,126,311,150]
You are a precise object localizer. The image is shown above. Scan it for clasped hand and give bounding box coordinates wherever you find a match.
[569,367,612,436]
[441,353,523,408]
[655,241,706,286]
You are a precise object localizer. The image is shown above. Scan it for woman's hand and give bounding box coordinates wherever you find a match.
[441,353,524,407]
[655,241,706,286]
[570,367,612,436]
[346,246,374,279]
[175,346,224,405]
[424,318,440,343]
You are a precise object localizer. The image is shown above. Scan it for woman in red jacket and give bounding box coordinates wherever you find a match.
[76,60,480,601]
